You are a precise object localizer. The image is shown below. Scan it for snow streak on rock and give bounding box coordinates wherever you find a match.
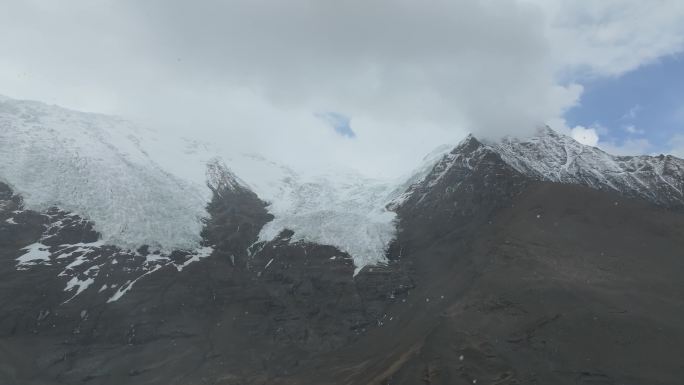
[491,127,684,208]
[402,127,684,210]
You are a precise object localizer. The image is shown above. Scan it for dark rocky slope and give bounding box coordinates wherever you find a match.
[0,176,411,385]
[269,135,684,385]
[280,182,684,385]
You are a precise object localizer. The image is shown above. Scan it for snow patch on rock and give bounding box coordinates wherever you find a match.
[16,242,51,267]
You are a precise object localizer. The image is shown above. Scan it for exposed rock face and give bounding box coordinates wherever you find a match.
[371,182,684,385]
[201,158,274,267]
[1,129,684,384]
[390,135,531,253]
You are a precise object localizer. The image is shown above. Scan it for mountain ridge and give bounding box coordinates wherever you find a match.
[1,95,683,305]
[396,127,684,213]
[1,99,684,384]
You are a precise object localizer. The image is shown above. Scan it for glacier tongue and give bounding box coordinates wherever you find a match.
[255,171,398,271]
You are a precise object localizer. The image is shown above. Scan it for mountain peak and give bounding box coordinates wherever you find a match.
[394,127,684,215]
[451,133,484,154]
[488,128,684,208]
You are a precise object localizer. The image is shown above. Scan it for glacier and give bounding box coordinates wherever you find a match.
[0,96,413,269]
[0,97,209,252]
[3,96,681,275]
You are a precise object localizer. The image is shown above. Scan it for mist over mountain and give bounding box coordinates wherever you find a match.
[1,97,683,384]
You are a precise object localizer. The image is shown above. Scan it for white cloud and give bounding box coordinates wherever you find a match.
[621,105,642,120]
[1,1,683,177]
[570,126,600,147]
[599,138,653,156]
[674,105,684,123]
[525,0,684,77]
[553,120,654,156]
[669,135,684,157]
[624,125,645,135]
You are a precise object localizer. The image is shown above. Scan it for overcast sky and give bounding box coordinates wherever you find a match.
[1,0,683,178]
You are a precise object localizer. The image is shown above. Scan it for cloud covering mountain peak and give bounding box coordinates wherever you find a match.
[1,1,683,177]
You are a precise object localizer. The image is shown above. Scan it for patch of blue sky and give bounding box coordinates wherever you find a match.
[315,112,356,138]
[565,54,684,154]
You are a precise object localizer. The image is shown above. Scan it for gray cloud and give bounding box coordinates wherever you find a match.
[123,0,578,137]
[1,1,682,177]
[526,0,684,77]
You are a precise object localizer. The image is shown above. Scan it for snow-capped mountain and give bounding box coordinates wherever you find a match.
[397,127,684,212]
[2,95,682,281]
[491,127,684,208]
[3,97,684,385]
